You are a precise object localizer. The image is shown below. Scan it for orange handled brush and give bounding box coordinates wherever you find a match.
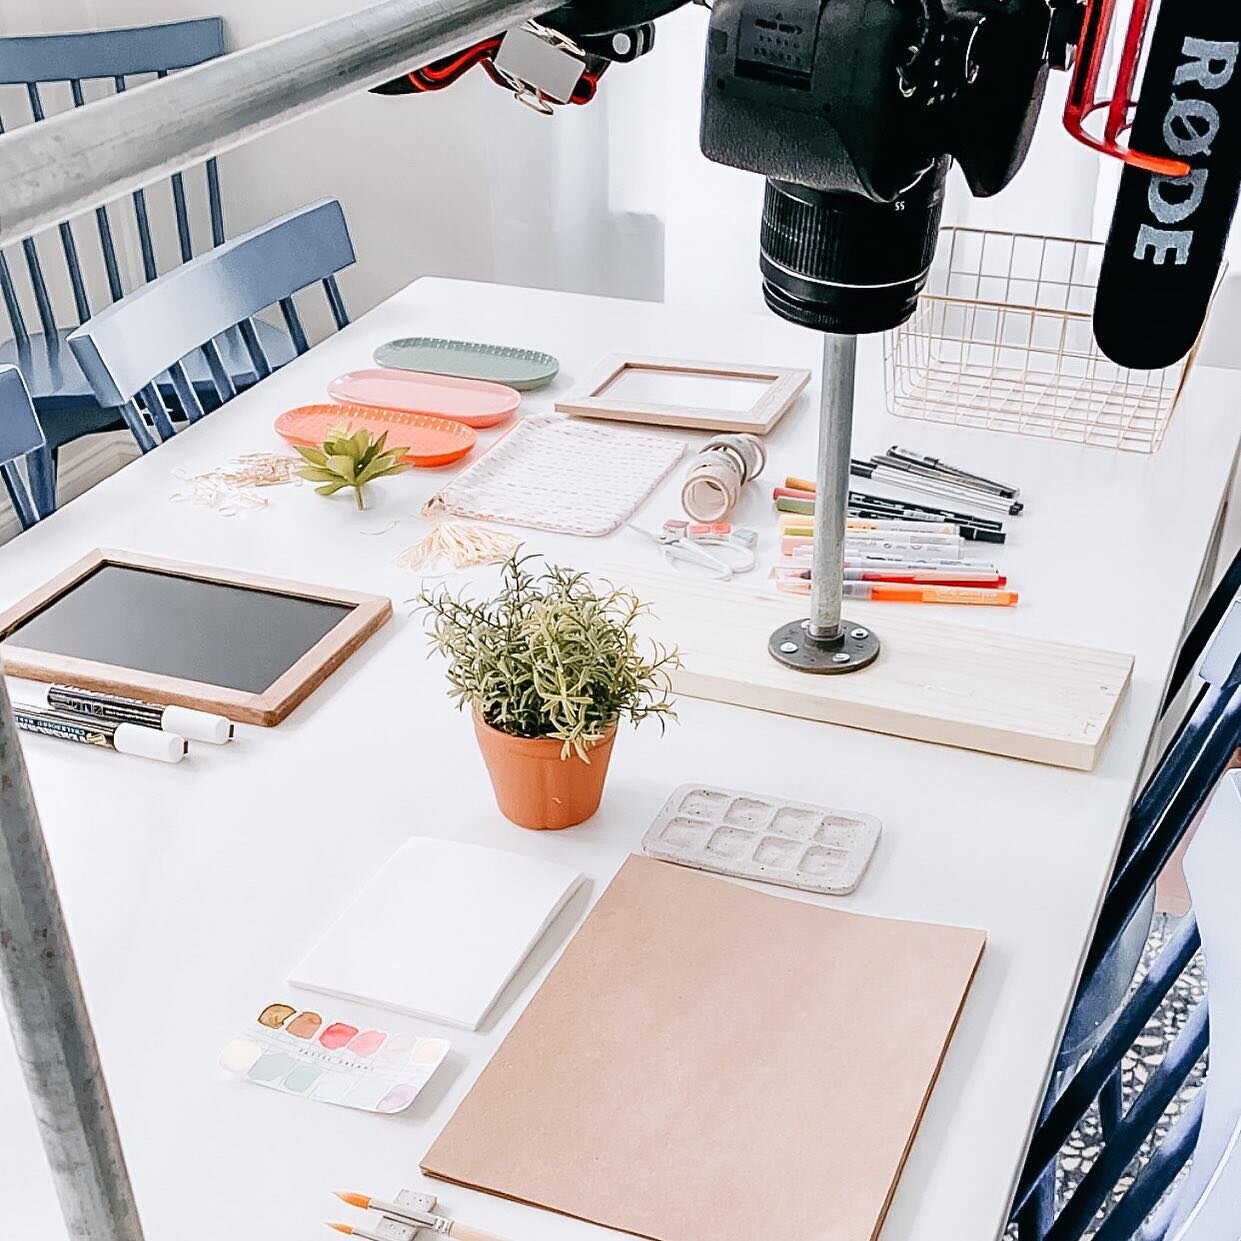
[332,1193,514,1241]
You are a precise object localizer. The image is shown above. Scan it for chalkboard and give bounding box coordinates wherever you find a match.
[0,550,393,725]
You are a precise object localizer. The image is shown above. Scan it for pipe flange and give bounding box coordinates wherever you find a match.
[768,618,881,675]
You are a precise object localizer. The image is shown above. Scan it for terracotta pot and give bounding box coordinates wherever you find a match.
[473,715,617,830]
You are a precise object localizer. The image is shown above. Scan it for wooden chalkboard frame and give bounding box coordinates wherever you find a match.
[0,549,393,726]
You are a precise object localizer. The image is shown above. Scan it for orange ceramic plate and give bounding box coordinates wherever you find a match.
[275,403,477,468]
[327,368,520,428]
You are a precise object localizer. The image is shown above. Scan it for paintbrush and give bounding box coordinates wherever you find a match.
[331,1193,515,1241]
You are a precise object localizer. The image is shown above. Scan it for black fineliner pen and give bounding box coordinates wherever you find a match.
[886,446,1021,498]
[848,488,1005,528]
[850,505,1007,544]
[13,704,187,763]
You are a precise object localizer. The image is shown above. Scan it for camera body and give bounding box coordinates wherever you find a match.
[700,0,1058,331]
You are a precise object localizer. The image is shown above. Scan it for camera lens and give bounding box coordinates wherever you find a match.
[759,160,948,334]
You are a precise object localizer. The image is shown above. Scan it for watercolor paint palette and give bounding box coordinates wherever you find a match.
[642,783,881,896]
[220,1002,449,1113]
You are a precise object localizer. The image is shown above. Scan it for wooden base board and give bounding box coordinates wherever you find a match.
[606,565,1134,771]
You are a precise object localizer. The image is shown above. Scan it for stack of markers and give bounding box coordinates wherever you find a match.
[771,451,1022,606]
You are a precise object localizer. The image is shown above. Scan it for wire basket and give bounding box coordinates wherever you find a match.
[884,227,1201,453]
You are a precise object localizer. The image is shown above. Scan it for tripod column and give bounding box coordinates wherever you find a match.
[768,332,881,674]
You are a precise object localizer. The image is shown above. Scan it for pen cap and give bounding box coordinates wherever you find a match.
[113,724,187,764]
[162,705,233,745]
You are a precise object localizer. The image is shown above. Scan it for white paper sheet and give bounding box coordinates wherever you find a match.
[289,837,584,1030]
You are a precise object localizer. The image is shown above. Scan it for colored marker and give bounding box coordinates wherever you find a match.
[845,517,959,535]
[842,582,1018,605]
[773,565,1007,586]
[13,704,187,763]
[781,540,993,572]
[43,685,234,744]
[773,578,1017,605]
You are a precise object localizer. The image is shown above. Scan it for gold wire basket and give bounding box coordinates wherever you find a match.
[884,227,1201,453]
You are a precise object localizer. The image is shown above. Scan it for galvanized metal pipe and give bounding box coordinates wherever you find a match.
[808,332,857,640]
[0,675,144,1240]
[0,0,548,245]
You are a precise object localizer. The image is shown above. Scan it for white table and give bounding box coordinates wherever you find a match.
[0,278,1237,1241]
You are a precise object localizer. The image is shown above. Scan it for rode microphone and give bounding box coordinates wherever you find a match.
[1093,2,1241,369]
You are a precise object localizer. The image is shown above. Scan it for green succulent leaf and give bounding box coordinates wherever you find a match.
[325,454,356,482]
[295,466,341,484]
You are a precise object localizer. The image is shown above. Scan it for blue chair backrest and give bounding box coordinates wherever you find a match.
[68,199,355,451]
[0,19,226,346]
[0,365,48,529]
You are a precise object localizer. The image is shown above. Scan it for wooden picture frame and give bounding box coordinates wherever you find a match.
[0,549,392,726]
[555,354,811,434]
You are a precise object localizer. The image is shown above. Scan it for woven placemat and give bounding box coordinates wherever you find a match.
[429,414,686,537]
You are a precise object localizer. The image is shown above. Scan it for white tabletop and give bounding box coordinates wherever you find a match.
[0,277,1237,1241]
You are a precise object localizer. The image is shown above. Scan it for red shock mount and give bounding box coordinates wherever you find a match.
[1062,0,1191,175]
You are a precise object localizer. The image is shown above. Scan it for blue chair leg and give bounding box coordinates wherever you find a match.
[25,445,56,517]
[1017,1168,1056,1240]
[1099,1069,1123,1137]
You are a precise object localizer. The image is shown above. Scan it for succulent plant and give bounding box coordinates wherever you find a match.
[294,426,409,510]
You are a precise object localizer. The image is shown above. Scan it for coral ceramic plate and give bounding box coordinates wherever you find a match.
[275,403,477,468]
[327,368,520,429]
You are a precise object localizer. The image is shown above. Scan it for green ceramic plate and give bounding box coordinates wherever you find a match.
[374,337,560,392]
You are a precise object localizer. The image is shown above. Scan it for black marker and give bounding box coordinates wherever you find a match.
[13,704,187,763]
[44,685,234,745]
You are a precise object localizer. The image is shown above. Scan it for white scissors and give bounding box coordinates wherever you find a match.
[628,520,758,580]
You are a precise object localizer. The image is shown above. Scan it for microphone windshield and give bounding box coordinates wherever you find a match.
[1095,6,1241,369]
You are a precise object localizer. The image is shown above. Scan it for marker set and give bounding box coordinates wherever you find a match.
[771,448,1023,606]
[11,684,235,764]
[220,1002,449,1114]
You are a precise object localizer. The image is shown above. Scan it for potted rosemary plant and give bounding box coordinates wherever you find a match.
[418,556,679,829]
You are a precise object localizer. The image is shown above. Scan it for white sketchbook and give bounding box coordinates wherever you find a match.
[289,838,585,1030]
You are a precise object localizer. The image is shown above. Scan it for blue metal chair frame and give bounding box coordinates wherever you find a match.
[68,199,354,452]
[1011,548,1241,1240]
[0,364,50,530]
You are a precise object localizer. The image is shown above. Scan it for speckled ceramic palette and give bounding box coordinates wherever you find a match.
[642,783,881,896]
[219,1002,449,1113]
[375,337,559,391]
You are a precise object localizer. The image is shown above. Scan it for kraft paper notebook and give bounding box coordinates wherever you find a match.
[422,856,986,1241]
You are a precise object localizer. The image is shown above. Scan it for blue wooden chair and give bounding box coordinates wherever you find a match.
[1011,583,1241,1240]
[68,199,354,452]
[0,365,51,530]
[0,19,293,504]
[1143,770,1241,1241]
